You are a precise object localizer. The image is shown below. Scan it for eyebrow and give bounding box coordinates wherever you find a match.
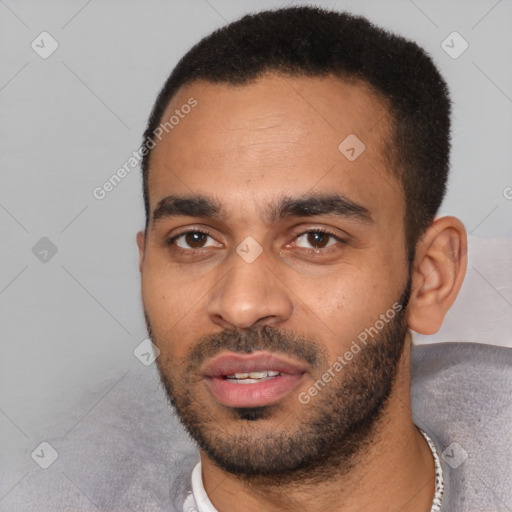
[151,193,372,226]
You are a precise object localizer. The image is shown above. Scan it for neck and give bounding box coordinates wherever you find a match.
[200,337,436,512]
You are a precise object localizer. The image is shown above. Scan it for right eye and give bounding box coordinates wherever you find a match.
[167,230,222,250]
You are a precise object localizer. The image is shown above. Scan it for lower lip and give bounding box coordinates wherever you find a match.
[205,374,304,408]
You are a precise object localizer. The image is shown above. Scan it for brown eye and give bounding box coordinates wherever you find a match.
[295,230,338,250]
[184,232,207,248]
[170,230,221,250]
[307,232,330,248]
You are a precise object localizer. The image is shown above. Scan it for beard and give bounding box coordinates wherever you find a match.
[146,276,411,487]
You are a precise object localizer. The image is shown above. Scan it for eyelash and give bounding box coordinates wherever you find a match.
[167,228,345,254]
[167,228,216,249]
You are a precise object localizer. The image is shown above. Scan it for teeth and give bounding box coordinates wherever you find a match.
[226,370,281,380]
[229,378,264,384]
[248,370,267,379]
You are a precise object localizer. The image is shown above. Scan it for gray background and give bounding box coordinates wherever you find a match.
[1,0,511,508]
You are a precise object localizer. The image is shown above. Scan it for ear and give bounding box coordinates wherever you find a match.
[408,216,467,335]
[136,230,146,273]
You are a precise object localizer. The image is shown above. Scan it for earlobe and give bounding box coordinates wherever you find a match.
[408,216,467,335]
[136,231,146,273]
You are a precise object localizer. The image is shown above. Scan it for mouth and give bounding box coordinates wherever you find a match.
[202,352,307,408]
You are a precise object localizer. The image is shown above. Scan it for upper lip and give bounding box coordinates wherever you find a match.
[202,352,307,377]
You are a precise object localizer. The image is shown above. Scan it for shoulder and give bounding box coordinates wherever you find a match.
[411,340,512,369]
[411,342,512,510]
[411,341,512,443]
[411,341,512,411]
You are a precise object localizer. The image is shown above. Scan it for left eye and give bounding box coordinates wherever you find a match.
[295,231,339,250]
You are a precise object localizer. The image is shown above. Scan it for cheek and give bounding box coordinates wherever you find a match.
[142,249,204,311]
[141,266,205,355]
[289,266,398,356]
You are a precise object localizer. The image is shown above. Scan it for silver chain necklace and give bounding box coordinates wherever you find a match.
[418,428,444,512]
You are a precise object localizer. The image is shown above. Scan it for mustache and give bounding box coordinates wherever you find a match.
[144,312,326,371]
[186,325,326,370]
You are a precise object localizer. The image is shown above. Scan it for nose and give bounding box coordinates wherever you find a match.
[205,248,293,330]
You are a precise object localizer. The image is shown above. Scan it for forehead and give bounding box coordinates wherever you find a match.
[147,74,401,225]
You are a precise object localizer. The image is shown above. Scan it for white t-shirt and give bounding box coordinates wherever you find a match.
[182,462,218,512]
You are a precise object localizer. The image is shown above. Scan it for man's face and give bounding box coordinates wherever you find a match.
[139,74,411,481]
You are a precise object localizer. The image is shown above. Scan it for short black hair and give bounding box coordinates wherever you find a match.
[141,6,451,255]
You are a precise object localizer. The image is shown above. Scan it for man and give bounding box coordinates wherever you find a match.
[136,6,511,511]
